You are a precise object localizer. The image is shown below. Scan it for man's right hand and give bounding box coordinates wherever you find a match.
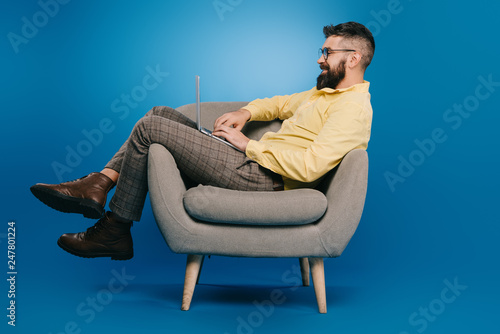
[214,109,251,131]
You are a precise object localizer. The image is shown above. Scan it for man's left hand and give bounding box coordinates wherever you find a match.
[212,124,250,152]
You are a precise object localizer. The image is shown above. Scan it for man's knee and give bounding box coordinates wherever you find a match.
[132,116,148,136]
[132,114,176,144]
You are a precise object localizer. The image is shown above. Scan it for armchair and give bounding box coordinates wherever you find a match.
[147,102,368,313]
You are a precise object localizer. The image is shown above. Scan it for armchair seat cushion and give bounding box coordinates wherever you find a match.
[183,185,328,226]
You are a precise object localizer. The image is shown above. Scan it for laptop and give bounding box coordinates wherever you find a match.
[196,75,244,153]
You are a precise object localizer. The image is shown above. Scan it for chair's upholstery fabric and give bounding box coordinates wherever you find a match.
[183,185,327,226]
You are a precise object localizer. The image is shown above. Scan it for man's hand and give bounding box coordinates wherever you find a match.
[213,109,252,152]
[214,109,251,131]
[212,124,250,152]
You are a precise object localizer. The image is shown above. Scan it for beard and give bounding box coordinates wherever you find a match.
[316,58,347,90]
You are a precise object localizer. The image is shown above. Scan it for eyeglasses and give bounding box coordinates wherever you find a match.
[318,48,356,60]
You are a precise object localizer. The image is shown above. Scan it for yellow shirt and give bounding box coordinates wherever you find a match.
[245,81,372,190]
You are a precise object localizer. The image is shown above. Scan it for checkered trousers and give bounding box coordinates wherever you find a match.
[105,106,276,221]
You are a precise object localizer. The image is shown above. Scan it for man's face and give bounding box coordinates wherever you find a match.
[316,36,348,90]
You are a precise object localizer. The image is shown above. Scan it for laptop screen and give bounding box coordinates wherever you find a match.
[195,75,201,131]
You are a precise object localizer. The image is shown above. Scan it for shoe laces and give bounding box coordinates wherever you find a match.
[85,217,107,239]
[66,174,91,184]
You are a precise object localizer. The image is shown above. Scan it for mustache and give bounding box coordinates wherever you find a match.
[320,64,330,71]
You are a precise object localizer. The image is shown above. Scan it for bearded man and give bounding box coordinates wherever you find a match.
[30,22,375,260]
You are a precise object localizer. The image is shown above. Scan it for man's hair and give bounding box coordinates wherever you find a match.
[323,22,375,70]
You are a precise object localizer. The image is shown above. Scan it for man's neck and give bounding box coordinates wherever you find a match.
[335,74,364,90]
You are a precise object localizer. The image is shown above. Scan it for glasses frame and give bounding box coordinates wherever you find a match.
[319,48,356,60]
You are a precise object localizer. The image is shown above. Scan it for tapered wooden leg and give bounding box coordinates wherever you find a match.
[196,256,205,284]
[309,257,327,313]
[181,254,204,311]
[299,258,310,286]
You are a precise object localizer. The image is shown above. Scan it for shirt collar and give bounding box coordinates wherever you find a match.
[316,80,370,94]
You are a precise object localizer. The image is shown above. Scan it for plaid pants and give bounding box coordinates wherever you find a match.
[105,106,276,221]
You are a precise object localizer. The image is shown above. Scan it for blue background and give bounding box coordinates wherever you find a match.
[1,0,499,333]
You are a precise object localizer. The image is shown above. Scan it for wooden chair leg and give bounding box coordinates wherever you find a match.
[309,257,327,313]
[299,258,310,286]
[196,256,205,284]
[181,254,204,311]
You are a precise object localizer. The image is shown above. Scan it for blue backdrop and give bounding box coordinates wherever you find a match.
[1,0,499,333]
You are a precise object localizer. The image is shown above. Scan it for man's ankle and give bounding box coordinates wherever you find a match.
[109,211,133,225]
[100,168,119,183]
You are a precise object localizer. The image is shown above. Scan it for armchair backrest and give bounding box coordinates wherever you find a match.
[176,101,248,130]
[314,149,368,256]
[175,102,282,140]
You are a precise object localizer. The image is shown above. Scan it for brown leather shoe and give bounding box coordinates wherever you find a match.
[57,212,133,260]
[30,172,115,219]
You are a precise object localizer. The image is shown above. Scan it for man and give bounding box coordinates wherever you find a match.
[31,22,375,261]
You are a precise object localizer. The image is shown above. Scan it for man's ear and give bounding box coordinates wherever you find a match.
[348,52,362,68]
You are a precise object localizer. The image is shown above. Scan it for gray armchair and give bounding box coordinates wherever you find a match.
[147,102,368,313]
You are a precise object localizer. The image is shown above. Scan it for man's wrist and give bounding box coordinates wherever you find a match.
[239,108,252,122]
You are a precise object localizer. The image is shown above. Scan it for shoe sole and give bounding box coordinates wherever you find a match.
[57,238,133,261]
[30,185,104,219]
